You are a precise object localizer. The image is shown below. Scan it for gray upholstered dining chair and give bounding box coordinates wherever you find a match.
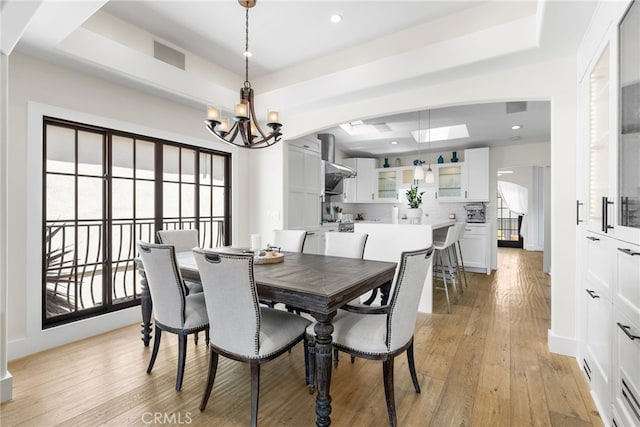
[192,248,311,427]
[271,229,307,252]
[305,247,434,427]
[136,241,209,391]
[156,229,203,293]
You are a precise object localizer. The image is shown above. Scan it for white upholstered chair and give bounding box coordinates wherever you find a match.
[306,247,434,427]
[193,248,311,427]
[271,229,307,253]
[324,231,368,259]
[136,241,209,391]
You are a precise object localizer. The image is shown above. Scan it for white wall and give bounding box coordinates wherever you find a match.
[6,52,251,359]
[264,56,576,355]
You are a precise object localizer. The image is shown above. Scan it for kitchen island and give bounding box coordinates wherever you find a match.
[354,220,455,313]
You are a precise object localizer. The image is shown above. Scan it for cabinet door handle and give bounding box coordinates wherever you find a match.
[618,247,640,256]
[586,236,600,241]
[602,196,614,233]
[585,289,600,299]
[617,323,640,340]
[576,200,583,225]
[465,190,467,198]
[306,232,315,236]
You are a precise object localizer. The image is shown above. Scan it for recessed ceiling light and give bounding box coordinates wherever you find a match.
[330,14,342,23]
[511,124,522,130]
[390,140,398,145]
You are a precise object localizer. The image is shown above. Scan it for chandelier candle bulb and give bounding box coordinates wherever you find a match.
[268,110,280,124]
[235,102,249,119]
[218,119,229,132]
[207,107,220,121]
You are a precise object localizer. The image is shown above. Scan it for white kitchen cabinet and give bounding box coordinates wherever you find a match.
[458,223,490,274]
[435,148,489,203]
[287,140,321,229]
[612,238,640,425]
[576,3,639,425]
[436,163,464,201]
[464,147,490,201]
[583,283,613,423]
[580,234,614,424]
[343,158,376,202]
[374,167,414,202]
[613,309,640,427]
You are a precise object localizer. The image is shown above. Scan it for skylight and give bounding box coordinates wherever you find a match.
[339,120,390,136]
[411,124,469,143]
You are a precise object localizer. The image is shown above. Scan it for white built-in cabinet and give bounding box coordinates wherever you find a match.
[458,223,491,274]
[287,139,321,229]
[576,2,640,426]
[436,147,490,202]
[375,168,414,201]
[346,147,489,204]
[342,158,376,202]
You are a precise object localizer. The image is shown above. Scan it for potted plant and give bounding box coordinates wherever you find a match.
[405,185,425,223]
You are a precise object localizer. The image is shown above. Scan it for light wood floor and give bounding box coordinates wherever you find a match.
[1,248,601,426]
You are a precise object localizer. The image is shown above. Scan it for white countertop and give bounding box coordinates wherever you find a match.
[354,219,456,229]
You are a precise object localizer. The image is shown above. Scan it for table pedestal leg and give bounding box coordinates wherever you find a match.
[313,312,335,427]
[137,264,153,347]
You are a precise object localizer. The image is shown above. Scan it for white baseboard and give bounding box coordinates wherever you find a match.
[0,372,12,403]
[547,329,577,357]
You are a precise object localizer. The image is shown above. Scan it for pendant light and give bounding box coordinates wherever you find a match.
[424,109,435,184]
[204,0,282,149]
[413,110,425,183]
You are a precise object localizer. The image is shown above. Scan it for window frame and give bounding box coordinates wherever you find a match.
[42,116,231,328]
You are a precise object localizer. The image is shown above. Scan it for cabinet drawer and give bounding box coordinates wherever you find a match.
[585,233,613,299]
[461,224,488,236]
[614,312,640,426]
[615,242,640,327]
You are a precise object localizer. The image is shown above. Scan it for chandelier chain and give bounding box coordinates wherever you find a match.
[245,7,250,86]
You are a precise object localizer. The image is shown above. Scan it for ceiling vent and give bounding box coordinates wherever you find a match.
[506,101,527,114]
[153,41,185,70]
[370,122,392,132]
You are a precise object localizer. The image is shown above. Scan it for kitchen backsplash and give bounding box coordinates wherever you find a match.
[325,201,493,223]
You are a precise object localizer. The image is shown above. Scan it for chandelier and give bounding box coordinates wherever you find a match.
[204,0,282,149]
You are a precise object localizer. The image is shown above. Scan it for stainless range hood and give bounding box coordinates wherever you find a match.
[318,133,356,195]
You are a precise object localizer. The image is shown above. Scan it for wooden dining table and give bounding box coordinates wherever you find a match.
[137,249,397,427]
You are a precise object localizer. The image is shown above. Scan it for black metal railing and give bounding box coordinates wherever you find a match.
[44,218,225,318]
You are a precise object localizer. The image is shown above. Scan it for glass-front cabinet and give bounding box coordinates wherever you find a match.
[374,167,416,201]
[437,164,464,200]
[618,0,640,243]
[376,170,398,200]
[587,44,612,233]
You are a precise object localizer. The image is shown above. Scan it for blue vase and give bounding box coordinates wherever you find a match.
[383,158,390,168]
[437,155,444,164]
[451,152,458,162]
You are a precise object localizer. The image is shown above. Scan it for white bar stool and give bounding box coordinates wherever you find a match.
[433,223,464,313]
